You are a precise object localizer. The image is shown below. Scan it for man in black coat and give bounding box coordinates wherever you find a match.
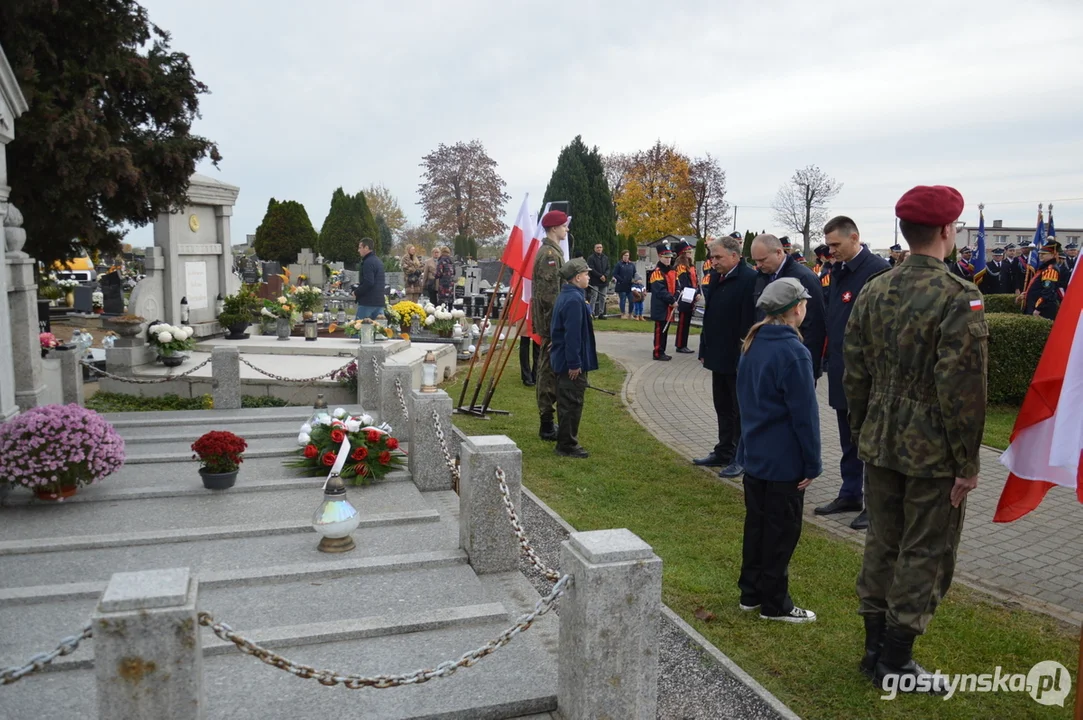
[817,216,890,530]
[586,243,611,319]
[750,234,826,379]
[982,247,1011,294]
[693,236,758,478]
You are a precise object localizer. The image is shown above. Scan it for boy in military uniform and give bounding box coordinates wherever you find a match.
[531,210,568,441]
[550,258,598,458]
[1024,239,1067,320]
[844,185,987,694]
[649,243,678,360]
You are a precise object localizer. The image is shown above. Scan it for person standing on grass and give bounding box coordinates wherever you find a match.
[613,250,637,319]
[550,258,598,459]
[586,243,611,319]
[734,278,820,624]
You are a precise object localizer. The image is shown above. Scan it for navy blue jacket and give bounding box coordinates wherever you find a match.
[613,260,636,292]
[354,253,386,307]
[648,262,677,322]
[698,262,757,374]
[550,284,599,374]
[736,325,822,482]
[752,255,827,380]
[826,246,890,409]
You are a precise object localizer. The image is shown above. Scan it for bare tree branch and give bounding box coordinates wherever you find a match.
[418,140,510,241]
[771,164,842,255]
[688,153,731,239]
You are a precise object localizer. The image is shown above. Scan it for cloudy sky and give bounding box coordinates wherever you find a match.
[126,0,1083,251]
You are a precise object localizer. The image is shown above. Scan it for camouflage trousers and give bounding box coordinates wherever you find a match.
[535,337,557,423]
[856,465,966,635]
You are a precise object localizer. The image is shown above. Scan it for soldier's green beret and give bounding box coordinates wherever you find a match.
[560,258,589,281]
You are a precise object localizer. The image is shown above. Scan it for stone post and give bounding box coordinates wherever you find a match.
[54,344,84,405]
[92,567,203,720]
[458,435,520,574]
[558,529,662,720]
[408,388,454,491]
[380,363,413,442]
[356,342,393,414]
[5,217,46,409]
[210,346,241,409]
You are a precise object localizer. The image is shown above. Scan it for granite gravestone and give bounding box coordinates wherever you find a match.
[73,286,94,313]
[99,271,125,315]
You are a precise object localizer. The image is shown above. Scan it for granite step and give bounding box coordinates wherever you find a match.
[0,482,432,542]
[118,419,310,443]
[98,405,334,428]
[122,435,303,462]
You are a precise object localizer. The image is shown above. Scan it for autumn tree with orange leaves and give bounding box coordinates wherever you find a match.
[612,141,697,241]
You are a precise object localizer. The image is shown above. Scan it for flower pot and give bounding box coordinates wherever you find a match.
[160,354,185,368]
[65,291,75,307]
[35,485,77,501]
[199,468,238,490]
[226,322,250,340]
[276,317,291,341]
[103,318,145,337]
[437,329,453,338]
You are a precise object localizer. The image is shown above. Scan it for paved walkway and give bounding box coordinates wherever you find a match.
[595,331,1083,623]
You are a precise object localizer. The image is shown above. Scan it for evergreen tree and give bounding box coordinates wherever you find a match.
[318,188,365,263]
[353,190,381,252]
[469,237,479,259]
[542,136,617,260]
[743,230,756,261]
[695,238,707,263]
[624,235,638,259]
[376,215,394,256]
[254,198,318,265]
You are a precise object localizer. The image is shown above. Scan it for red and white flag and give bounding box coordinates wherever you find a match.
[995,265,1083,522]
[502,195,540,335]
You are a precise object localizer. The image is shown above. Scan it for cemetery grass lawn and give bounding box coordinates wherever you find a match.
[445,355,1078,720]
[593,317,701,335]
[983,404,1018,451]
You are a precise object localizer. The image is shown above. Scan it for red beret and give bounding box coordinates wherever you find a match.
[541,210,568,229]
[895,185,964,226]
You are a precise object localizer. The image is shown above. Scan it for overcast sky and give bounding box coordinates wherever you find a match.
[126,0,1083,251]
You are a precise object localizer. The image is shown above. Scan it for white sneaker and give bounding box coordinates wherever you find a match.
[761,606,817,623]
[738,603,760,612]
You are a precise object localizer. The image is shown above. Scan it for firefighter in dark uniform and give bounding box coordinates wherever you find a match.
[673,240,699,353]
[1065,241,1079,274]
[1024,239,1067,320]
[983,247,1010,294]
[950,246,974,280]
[531,210,568,441]
[649,243,678,360]
[887,243,902,267]
[1013,242,1033,295]
[816,245,833,307]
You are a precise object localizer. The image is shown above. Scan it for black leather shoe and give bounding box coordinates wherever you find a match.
[693,453,726,467]
[850,509,869,530]
[675,347,694,353]
[654,355,672,361]
[719,462,744,478]
[539,421,558,441]
[522,378,535,387]
[814,497,863,515]
[555,445,590,458]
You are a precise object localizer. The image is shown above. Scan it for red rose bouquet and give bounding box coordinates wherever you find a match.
[287,413,405,485]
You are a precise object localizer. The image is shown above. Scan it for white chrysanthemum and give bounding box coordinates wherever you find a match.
[157,331,173,343]
[424,304,435,313]
[333,407,347,418]
[298,432,311,446]
[452,309,465,319]
[425,315,436,326]
[277,296,287,304]
[183,327,195,338]
[300,423,312,434]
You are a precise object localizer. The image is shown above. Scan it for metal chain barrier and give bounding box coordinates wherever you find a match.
[1,622,93,685]
[238,356,355,384]
[80,357,212,384]
[394,378,409,422]
[197,574,570,689]
[495,467,561,582]
[370,355,381,385]
[431,407,460,484]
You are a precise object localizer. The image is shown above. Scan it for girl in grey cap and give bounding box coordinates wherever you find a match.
[734,278,822,623]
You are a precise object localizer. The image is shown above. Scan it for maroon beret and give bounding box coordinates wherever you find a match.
[541,210,569,228]
[895,185,964,226]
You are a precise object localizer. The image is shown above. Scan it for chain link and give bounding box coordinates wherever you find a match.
[238,356,355,384]
[1,622,93,685]
[81,357,212,384]
[431,407,460,484]
[494,467,561,582]
[370,355,381,385]
[394,378,409,422]
[198,574,569,688]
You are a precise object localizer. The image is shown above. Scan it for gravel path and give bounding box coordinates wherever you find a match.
[517,491,791,720]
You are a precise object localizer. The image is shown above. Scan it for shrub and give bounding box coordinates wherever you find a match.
[982,294,1020,314]
[86,392,291,412]
[986,312,1053,404]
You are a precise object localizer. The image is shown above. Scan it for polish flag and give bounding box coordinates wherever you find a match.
[994,265,1083,521]
[500,194,533,271]
[503,195,539,328]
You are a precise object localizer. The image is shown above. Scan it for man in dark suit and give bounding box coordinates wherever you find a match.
[816,216,890,530]
[982,247,1011,294]
[692,235,758,478]
[750,233,827,380]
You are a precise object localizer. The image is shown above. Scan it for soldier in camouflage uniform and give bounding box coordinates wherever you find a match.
[843,185,987,695]
[531,210,568,441]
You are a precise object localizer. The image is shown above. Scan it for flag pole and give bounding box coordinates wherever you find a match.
[456,263,507,411]
[481,317,527,414]
[467,274,522,412]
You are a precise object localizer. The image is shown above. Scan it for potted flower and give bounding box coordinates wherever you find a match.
[218,292,256,339]
[147,321,195,366]
[261,294,296,340]
[423,303,465,338]
[91,291,104,314]
[56,278,80,307]
[292,285,324,317]
[191,430,247,489]
[343,317,376,344]
[391,300,427,333]
[0,404,126,500]
[39,331,60,358]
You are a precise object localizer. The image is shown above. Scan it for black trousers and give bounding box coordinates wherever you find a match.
[711,372,740,463]
[738,474,805,616]
[556,372,588,451]
[653,321,669,358]
[675,307,693,349]
[519,337,538,384]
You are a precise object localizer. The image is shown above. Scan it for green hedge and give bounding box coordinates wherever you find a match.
[987,313,1053,404]
[982,294,1021,314]
[86,392,291,413]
